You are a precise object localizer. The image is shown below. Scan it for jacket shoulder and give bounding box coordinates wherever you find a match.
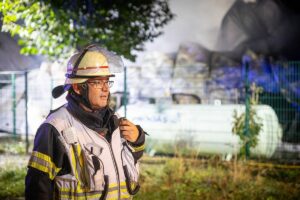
[44,105,72,133]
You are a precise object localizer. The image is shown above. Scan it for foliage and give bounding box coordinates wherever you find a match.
[232,83,264,158]
[0,0,174,61]
[232,108,263,158]
[0,167,26,199]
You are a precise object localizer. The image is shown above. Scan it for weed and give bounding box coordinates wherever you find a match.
[0,155,299,199]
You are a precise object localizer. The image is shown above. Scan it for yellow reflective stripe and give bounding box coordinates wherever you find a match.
[28,151,61,180]
[70,143,87,186]
[28,161,56,180]
[121,188,129,194]
[58,181,127,192]
[107,194,131,200]
[107,188,127,194]
[129,143,145,152]
[60,193,101,200]
[120,189,131,200]
[109,181,126,188]
[130,182,138,190]
[58,186,130,199]
[71,145,84,184]
[60,191,101,197]
[120,195,131,200]
[120,182,126,186]
[60,191,130,200]
[70,146,80,182]
[76,144,84,167]
[31,151,60,170]
[56,181,131,199]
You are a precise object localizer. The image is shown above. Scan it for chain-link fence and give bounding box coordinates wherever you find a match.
[0,71,30,152]
[0,60,299,160]
[256,61,300,160]
[235,60,300,159]
[120,57,299,160]
[0,70,65,153]
[259,62,299,144]
[0,71,27,136]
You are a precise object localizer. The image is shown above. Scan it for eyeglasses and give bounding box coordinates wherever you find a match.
[87,80,114,89]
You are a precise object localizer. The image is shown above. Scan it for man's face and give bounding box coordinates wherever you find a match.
[86,77,111,110]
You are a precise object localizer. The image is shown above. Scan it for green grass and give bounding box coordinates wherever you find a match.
[0,167,26,199]
[0,154,300,200]
[135,156,300,200]
[0,138,29,200]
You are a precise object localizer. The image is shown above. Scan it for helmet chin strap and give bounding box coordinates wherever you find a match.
[79,83,93,110]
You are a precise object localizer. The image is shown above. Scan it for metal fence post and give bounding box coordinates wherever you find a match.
[123,66,127,118]
[244,60,250,159]
[11,73,16,138]
[50,77,53,110]
[25,71,29,153]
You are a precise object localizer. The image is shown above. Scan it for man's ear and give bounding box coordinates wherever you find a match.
[72,84,81,95]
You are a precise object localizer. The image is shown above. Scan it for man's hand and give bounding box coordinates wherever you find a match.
[119,118,139,143]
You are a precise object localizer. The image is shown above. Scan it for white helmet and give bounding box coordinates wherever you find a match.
[65,44,124,84]
[52,44,123,98]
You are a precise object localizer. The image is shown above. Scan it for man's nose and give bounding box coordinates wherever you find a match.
[102,84,109,91]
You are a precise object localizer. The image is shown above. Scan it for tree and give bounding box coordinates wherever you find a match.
[0,0,174,61]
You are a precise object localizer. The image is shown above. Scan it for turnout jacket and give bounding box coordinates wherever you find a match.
[25,104,145,200]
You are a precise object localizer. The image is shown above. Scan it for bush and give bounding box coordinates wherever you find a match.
[232,108,263,158]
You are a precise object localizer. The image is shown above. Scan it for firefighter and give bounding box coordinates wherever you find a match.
[25,44,146,200]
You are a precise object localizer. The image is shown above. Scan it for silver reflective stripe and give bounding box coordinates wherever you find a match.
[55,174,77,191]
[59,191,101,197]
[45,106,139,199]
[28,151,61,180]
[28,156,57,178]
[122,146,139,182]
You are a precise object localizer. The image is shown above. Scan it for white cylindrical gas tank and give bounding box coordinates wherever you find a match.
[117,104,282,158]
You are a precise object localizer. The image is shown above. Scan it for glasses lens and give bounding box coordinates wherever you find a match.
[87,80,114,88]
[108,81,114,88]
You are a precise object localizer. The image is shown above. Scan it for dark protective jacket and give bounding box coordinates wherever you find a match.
[25,103,145,200]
